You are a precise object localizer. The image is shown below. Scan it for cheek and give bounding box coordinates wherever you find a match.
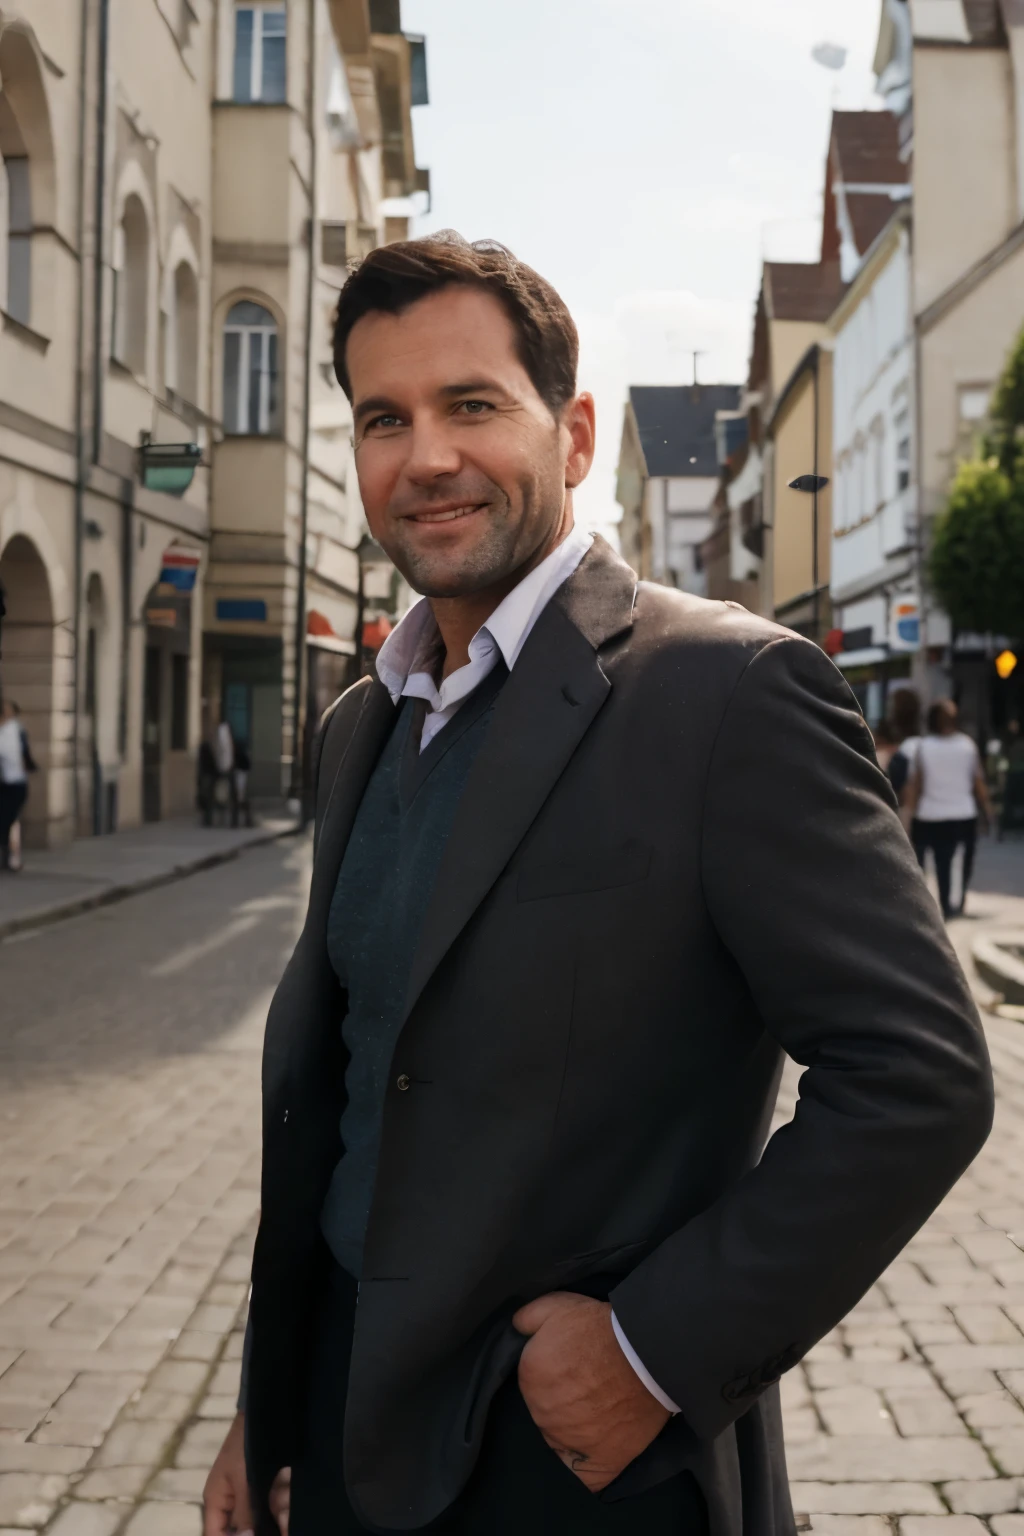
[355,444,401,526]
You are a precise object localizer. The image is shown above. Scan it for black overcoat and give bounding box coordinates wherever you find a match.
[245,538,993,1534]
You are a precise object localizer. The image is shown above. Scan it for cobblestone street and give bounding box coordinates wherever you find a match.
[0,836,308,1536]
[3,835,1024,1535]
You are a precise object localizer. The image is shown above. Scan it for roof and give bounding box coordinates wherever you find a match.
[831,110,908,187]
[764,261,846,323]
[845,192,903,255]
[629,385,742,478]
[963,0,1008,43]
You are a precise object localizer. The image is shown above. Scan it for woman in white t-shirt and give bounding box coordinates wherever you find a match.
[0,697,32,872]
[906,700,993,919]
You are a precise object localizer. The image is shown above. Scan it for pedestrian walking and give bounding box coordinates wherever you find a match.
[0,698,36,873]
[232,739,253,829]
[197,737,219,828]
[214,719,236,826]
[204,234,992,1536]
[907,699,993,919]
[886,686,922,801]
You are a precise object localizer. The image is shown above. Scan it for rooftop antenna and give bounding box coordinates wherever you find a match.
[691,350,705,387]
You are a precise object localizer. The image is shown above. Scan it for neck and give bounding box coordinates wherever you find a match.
[429,505,574,680]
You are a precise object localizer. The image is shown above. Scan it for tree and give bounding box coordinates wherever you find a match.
[929,322,1024,636]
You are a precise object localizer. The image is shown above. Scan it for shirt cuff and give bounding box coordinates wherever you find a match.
[611,1309,681,1415]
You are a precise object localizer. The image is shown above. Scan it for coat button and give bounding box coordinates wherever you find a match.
[396,1074,411,1092]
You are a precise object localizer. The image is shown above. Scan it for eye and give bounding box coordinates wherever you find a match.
[366,413,403,431]
[456,399,492,417]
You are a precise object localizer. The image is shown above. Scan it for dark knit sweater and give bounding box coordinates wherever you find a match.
[320,664,507,1276]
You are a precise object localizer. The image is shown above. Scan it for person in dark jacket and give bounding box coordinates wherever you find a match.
[204,235,993,1536]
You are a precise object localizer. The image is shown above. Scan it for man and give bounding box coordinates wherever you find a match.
[205,234,993,1536]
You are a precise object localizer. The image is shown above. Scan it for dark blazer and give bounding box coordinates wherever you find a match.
[245,537,992,1536]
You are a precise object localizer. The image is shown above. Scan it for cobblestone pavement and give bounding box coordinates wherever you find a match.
[778,840,1024,1536]
[0,836,310,1536]
[5,831,1024,1536]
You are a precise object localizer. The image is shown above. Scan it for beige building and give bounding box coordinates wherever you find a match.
[766,348,834,641]
[0,0,425,845]
[736,260,843,623]
[871,0,1024,726]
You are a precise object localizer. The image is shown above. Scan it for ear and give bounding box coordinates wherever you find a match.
[563,393,596,490]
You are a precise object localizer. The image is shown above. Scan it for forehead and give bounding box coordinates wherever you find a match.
[345,285,529,398]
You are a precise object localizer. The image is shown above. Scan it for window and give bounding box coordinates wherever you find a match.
[168,261,199,402]
[171,654,189,751]
[223,300,278,434]
[4,157,31,325]
[233,5,287,103]
[113,194,150,377]
[959,385,992,424]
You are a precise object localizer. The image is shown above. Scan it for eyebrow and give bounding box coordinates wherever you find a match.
[352,395,401,427]
[438,380,510,399]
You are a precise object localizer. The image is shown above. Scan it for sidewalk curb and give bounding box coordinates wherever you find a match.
[0,822,301,943]
[972,929,1024,1006]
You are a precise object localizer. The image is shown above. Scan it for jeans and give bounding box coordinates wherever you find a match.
[912,817,978,918]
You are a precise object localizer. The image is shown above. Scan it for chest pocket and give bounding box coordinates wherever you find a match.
[516,840,651,903]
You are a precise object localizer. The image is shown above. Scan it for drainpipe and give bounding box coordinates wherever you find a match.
[71,0,91,835]
[811,346,821,644]
[91,0,111,467]
[288,0,317,812]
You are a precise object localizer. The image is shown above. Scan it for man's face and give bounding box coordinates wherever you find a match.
[346,286,594,598]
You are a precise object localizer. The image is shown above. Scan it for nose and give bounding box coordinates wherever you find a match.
[402,412,462,485]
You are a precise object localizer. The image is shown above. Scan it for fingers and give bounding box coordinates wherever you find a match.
[269,1467,291,1536]
[512,1290,582,1336]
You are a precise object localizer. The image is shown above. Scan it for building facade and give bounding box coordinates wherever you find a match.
[0,0,425,845]
[615,384,741,593]
[828,209,917,724]
[766,344,835,641]
[857,0,1024,733]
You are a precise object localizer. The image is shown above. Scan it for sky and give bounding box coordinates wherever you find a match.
[399,0,884,534]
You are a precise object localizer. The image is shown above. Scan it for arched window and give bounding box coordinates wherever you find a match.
[113,194,150,377]
[223,301,278,435]
[168,261,199,403]
[0,26,57,331]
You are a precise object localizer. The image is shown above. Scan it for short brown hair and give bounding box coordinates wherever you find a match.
[332,231,579,416]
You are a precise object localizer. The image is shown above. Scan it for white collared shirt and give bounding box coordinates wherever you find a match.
[373,524,682,1418]
[376,523,594,751]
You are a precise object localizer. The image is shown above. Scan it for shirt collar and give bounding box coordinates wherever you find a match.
[375,523,594,705]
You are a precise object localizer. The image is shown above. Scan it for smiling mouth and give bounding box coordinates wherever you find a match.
[408,503,488,525]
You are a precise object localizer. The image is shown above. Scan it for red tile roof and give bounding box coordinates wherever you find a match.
[764,262,846,323]
[831,111,907,187]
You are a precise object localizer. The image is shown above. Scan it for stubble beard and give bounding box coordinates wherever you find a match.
[387,486,557,600]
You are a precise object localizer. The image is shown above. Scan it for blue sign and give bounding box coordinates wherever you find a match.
[896,616,920,647]
[216,599,267,622]
[160,565,198,592]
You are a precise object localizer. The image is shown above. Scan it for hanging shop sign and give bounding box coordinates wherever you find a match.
[889,595,920,652]
[159,547,202,593]
[139,437,203,498]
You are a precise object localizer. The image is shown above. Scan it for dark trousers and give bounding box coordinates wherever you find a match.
[912,817,978,918]
[291,1263,708,1536]
[0,782,27,863]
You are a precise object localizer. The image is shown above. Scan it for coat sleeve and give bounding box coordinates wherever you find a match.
[610,635,993,1442]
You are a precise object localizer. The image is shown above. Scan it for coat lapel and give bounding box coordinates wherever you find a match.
[403,537,637,1020]
[307,677,397,926]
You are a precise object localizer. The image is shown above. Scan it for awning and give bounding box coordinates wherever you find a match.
[308,608,356,655]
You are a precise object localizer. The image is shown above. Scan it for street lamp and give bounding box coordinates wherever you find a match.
[788,473,830,643]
